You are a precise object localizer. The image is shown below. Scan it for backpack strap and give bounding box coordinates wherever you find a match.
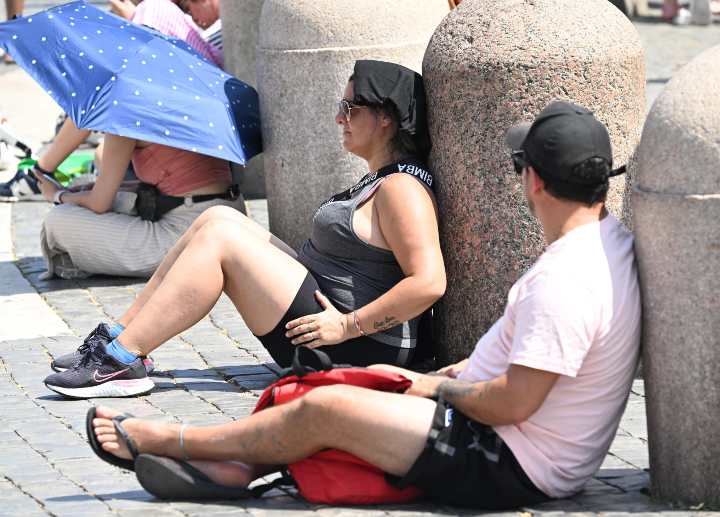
[291,346,334,377]
[249,469,297,498]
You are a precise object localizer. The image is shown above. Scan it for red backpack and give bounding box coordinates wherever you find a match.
[252,347,423,505]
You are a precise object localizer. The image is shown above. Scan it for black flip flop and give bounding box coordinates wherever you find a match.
[86,406,139,472]
[135,454,256,500]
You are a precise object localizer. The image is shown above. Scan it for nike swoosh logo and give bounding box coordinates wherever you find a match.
[93,368,130,383]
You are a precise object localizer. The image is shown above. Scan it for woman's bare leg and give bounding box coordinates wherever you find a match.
[117,215,307,355]
[92,384,436,480]
[118,206,296,326]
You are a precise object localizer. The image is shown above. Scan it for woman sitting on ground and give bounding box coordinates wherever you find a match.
[34,119,245,279]
[43,60,446,398]
[24,0,242,279]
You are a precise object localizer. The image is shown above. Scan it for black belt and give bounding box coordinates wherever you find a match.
[155,189,237,214]
[136,182,239,222]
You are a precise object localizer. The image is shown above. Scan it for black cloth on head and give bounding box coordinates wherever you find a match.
[351,60,431,157]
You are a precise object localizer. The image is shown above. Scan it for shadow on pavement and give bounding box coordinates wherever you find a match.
[16,255,146,293]
[0,260,37,296]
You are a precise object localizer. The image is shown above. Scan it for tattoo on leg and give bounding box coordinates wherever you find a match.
[372,315,399,331]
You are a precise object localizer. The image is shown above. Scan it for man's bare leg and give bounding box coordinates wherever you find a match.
[116,215,307,356]
[92,384,436,483]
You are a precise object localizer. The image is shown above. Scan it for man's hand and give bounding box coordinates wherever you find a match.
[285,291,350,348]
[404,373,447,398]
[435,358,469,378]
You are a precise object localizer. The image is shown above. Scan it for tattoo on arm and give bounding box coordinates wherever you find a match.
[372,315,399,331]
[437,379,490,402]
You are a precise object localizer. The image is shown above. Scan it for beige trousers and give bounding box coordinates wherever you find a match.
[40,195,246,279]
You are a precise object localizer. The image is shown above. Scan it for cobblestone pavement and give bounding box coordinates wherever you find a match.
[2,202,664,517]
[2,3,720,516]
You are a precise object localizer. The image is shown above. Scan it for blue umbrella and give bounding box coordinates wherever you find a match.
[0,0,262,165]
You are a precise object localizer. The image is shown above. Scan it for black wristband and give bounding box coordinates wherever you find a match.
[33,163,53,176]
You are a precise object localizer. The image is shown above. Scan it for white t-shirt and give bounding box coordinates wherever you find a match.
[458,214,641,498]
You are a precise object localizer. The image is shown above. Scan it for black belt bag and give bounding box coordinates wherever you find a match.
[135,183,236,222]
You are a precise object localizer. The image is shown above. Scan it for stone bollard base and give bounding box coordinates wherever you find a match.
[634,187,720,506]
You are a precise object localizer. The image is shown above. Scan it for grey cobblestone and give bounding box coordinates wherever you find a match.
[1,198,671,516]
[2,9,719,517]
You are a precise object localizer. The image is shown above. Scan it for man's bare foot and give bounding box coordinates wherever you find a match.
[92,405,178,460]
[92,406,262,488]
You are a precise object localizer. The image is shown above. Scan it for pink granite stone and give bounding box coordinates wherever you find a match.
[634,44,720,506]
[423,0,645,363]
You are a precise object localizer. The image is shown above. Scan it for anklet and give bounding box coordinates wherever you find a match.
[179,423,191,460]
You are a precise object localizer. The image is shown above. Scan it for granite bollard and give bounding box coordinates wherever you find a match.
[256,0,449,249]
[423,0,645,363]
[220,0,266,198]
[634,44,720,506]
[691,0,712,25]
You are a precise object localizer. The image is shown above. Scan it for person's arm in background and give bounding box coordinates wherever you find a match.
[34,117,91,176]
[109,0,137,20]
[36,134,135,214]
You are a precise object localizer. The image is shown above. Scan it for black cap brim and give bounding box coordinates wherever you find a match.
[505,122,531,150]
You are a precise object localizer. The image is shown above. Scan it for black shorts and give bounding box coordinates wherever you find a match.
[255,273,414,368]
[388,399,550,509]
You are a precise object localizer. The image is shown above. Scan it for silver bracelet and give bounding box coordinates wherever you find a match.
[178,423,191,460]
[353,311,366,337]
[53,189,67,205]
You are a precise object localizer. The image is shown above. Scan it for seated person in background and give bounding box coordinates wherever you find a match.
[86,101,640,509]
[0,0,226,202]
[35,121,244,280]
[110,0,223,67]
[183,0,223,63]
[44,60,446,397]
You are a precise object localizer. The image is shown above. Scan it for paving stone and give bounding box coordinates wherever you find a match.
[2,17,716,515]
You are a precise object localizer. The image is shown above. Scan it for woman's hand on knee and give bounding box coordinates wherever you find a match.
[285,291,351,348]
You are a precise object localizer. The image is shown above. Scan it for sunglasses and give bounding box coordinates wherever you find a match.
[338,99,367,122]
[511,150,528,175]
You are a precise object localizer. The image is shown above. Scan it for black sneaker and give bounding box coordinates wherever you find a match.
[51,323,156,374]
[0,170,44,202]
[44,341,155,398]
[51,323,113,372]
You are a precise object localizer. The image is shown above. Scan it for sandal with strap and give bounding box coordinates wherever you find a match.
[85,406,139,471]
[135,454,258,500]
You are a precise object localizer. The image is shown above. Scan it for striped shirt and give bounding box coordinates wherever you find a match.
[202,19,223,63]
[132,0,223,67]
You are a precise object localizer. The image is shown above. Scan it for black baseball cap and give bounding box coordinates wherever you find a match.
[505,101,626,184]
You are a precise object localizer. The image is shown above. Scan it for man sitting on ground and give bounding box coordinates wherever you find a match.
[88,101,641,509]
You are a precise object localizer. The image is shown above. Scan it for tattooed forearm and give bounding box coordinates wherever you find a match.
[437,379,491,402]
[437,379,474,399]
[372,315,399,331]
